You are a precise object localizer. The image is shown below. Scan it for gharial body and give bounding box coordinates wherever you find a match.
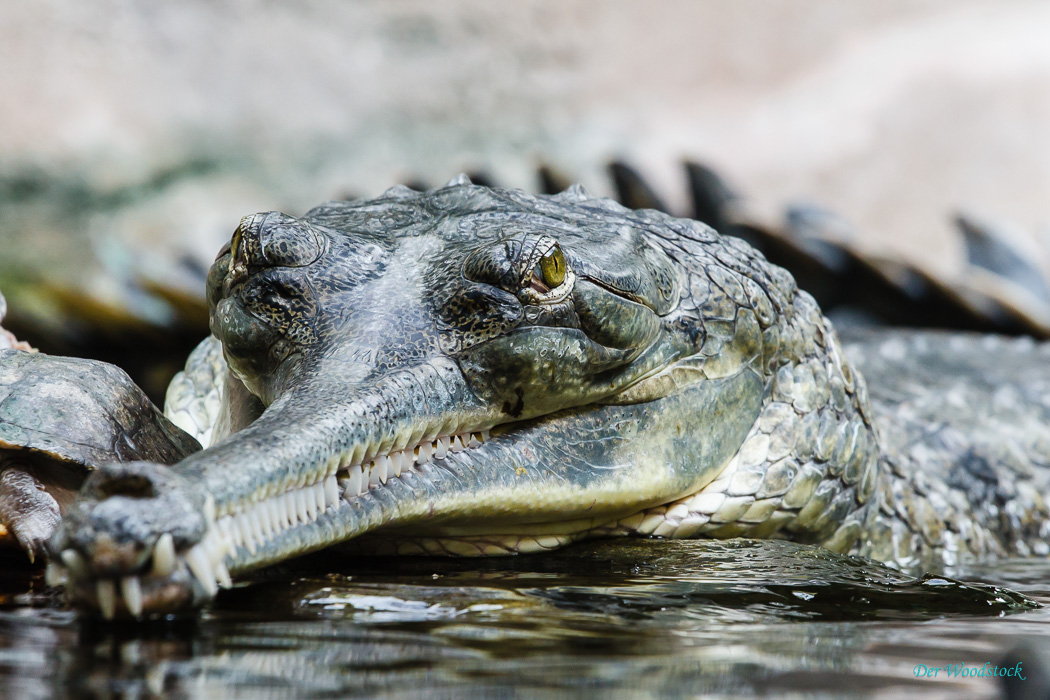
[1,176,1046,619]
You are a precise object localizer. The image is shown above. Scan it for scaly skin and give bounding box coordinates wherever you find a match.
[46,177,1050,619]
[0,346,201,564]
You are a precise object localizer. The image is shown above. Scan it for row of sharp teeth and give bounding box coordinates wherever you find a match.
[46,430,490,619]
[217,430,490,558]
[337,430,487,497]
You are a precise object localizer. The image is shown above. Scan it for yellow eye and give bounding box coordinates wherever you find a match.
[538,246,567,288]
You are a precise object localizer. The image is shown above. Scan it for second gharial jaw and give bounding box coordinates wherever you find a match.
[46,428,491,618]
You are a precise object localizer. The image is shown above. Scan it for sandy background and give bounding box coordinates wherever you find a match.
[1,0,1048,327]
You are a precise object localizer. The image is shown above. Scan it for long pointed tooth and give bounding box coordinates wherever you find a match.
[218,518,233,544]
[271,499,284,531]
[451,435,465,452]
[186,546,218,596]
[313,481,326,514]
[256,504,272,539]
[61,549,87,579]
[468,433,481,447]
[215,559,233,589]
[239,513,255,552]
[480,430,490,442]
[244,517,258,555]
[275,493,290,528]
[229,517,244,549]
[45,562,67,587]
[300,487,312,521]
[269,501,283,533]
[343,465,363,498]
[256,503,271,538]
[152,534,176,577]
[221,530,236,557]
[96,580,116,620]
[434,437,448,460]
[417,442,433,464]
[121,577,144,616]
[289,489,302,522]
[203,495,216,526]
[203,532,222,565]
[325,475,339,509]
[286,491,299,525]
[390,451,404,477]
[375,455,391,485]
[368,460,382,487]
[249,508,265,541]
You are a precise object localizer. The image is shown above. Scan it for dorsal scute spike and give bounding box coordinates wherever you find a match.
[381,184,418,199]
[444,173,473,188]
[553,182,592,202]
[955,211,1050,305]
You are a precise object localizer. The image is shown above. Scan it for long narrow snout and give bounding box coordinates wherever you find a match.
[49,348,762,618]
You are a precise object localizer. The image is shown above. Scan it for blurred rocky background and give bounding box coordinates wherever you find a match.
[2,0,1049,399]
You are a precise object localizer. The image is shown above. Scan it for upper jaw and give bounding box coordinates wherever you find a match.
[46,362,501,619]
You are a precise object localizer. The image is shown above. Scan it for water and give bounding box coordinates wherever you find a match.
[1,539,1048,698]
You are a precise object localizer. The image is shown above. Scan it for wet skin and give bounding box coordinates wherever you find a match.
[47,179,1050,618]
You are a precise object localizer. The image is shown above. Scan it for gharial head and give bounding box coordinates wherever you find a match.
[205,179,688,412]
[49,175,873,619]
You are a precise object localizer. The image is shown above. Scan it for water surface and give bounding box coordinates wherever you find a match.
[1,539,1047,698]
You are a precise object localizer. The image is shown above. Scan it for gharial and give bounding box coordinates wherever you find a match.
[3,176,1048,619]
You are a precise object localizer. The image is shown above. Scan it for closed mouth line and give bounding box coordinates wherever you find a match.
[47,429,492,619]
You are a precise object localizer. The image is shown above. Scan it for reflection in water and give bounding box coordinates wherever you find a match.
[1,539,1048,698]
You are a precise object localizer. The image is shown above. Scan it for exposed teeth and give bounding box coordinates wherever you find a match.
[333,430,490,500]
[314,480,327,514]
[258,503,273,540]
[378,455,393,484]
[61,549,87,579]
[45,562,67,587]
[121,576,143,616]
[249,510,264,549]
[153,533,175,579]
[344,464,364,498]
[203,495,216,526]
[325,475,339,509]
[186,545,218,597]
[277,492,292,529]
[97,579,117,620]
[60,428,497,618]
[416,441,433,464]
[215,559,232,589]
[297,488,312,523]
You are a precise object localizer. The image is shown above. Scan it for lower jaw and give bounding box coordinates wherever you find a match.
[51,428,504,618]
[51,417,706,619]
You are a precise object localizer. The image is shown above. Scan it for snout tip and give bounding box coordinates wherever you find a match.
[46,461,215,619]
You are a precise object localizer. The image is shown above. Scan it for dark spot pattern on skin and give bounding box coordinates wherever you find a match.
[502,387,526,418]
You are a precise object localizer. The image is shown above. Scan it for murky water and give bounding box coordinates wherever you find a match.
[1,539,1048,698]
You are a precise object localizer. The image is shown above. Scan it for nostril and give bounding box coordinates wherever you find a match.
[93,474,157,499]
[82,462,177,502]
